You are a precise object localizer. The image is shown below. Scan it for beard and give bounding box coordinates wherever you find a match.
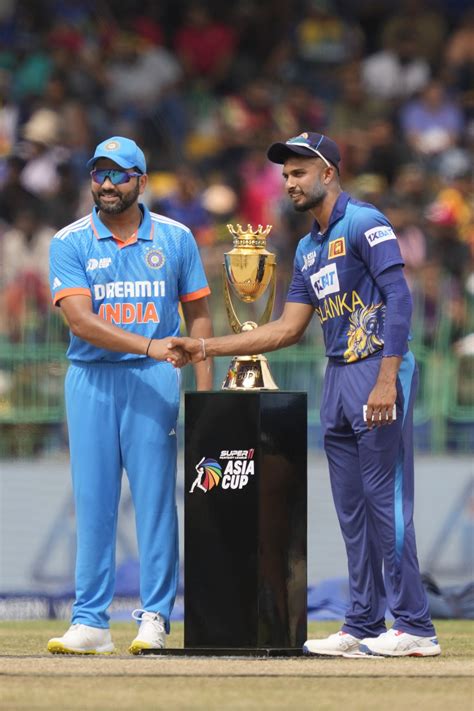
[292,182,327,212]
[93,182,140,214]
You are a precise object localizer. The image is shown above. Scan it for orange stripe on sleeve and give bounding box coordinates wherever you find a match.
[53,287,91,305]
[180,286,211,303]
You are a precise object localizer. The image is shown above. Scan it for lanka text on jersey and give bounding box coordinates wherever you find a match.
[49,205,210,362]
[286,192,404,363]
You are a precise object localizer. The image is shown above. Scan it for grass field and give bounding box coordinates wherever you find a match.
[0,619,472,710]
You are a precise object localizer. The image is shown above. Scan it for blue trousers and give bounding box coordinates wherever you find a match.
[321,351,435,638]
[65,359,180,629]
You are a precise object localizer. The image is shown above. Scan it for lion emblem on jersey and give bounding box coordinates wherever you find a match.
[343,303,385,363]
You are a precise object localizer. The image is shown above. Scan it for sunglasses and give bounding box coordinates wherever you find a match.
[286,135,331,168]
[90,169,143,185]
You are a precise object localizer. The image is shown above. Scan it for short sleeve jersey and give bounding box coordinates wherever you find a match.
[49,205,210,362]
[287,192,404,363]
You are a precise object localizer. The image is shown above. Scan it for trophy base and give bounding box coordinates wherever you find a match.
[222,355,278,390]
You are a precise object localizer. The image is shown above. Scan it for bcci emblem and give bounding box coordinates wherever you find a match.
[190,457,222,493]
[145,249,165,269]
[105,140,120,151]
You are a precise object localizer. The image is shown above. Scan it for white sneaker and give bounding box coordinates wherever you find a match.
[47,624,114,654]
[128,609,166,654]
[360,628,441,657]
[303,631,366,657]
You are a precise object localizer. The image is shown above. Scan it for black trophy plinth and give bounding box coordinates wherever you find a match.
[182,390,307,656]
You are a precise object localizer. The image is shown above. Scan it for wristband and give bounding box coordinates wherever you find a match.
[198,338,207,360]
[145,338,153,357]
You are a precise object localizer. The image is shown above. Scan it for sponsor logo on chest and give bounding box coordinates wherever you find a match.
[310,263,340,299]
[86,257,112,271]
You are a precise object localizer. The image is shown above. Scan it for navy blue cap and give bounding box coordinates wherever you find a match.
[267,132,340,169]
[87,136,146,173]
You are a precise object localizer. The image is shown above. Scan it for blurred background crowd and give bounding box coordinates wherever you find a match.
[0,0,472,454]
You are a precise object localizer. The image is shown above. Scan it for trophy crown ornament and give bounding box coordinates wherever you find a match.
[226,223,273,249]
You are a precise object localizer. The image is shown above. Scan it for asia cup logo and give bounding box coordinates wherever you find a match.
[190,457,222,493]
[190,450,255,494]
[145,249,165,269]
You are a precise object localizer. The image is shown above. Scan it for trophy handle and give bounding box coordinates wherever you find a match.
[222,266,243,334]
[257,263,276,327]
[222,263,276,334]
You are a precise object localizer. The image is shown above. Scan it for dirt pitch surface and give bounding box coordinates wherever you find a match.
[1,620,472,710]
[0,653,471,677]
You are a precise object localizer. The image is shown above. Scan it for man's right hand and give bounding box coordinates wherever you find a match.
[167,336,204,364]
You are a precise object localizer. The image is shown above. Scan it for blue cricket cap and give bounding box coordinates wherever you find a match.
[87,136,147,173]
[267,132,340,170]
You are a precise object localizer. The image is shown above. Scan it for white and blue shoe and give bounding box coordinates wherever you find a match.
[303,631,367,657]
[360,628,441,657]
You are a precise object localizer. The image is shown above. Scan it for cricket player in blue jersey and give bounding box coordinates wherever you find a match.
[169,132,441,657]
[47,136,213,655]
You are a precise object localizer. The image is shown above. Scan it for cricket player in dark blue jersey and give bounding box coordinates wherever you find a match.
[169,132,441,657]
[47,136,213,655]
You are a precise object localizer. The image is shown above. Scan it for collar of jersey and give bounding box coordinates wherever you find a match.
[91,204,153,241]
[311,191,350,242]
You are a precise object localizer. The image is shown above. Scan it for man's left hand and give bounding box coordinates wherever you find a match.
[365,382,397,429]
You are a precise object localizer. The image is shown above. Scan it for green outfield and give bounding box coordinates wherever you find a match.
[0,620,472,710]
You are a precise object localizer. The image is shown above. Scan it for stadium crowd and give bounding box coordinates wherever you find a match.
[0,0,472,363]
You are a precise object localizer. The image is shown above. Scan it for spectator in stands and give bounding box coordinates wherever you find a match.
[380,195,427,289]
[425,201,471,283]
[360,114,412,186]
[399,79,465,163]
[362,28,430,102]
[215,78,276,172]
[19,107,66,197]
[238,146,283,229]
[443,7,474,112]
[391,162,434,211]
[0,207,54,342]
[430,149,474,256]
[43,162,81,229]
[174,4,237,93]
[153,165,215,248]
[380,0,446,64]
[291,0,363,98]
[104,30,186,164]
[0,69,19,159]
[273,84,326,138]
[0,155,42,225]
[326,64,386,140]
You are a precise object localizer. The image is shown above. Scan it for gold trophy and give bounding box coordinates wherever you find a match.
[222,224,278,390]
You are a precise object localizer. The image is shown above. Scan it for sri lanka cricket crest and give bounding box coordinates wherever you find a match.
[343,302,385,363]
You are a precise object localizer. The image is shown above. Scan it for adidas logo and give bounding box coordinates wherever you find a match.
[168,428,176,436]
[53,277,62,289]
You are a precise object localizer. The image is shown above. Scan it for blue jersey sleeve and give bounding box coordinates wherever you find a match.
[49,233,91,305]
[286,248,313,305]
[178,230,210,302]
[349,209,404,279]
